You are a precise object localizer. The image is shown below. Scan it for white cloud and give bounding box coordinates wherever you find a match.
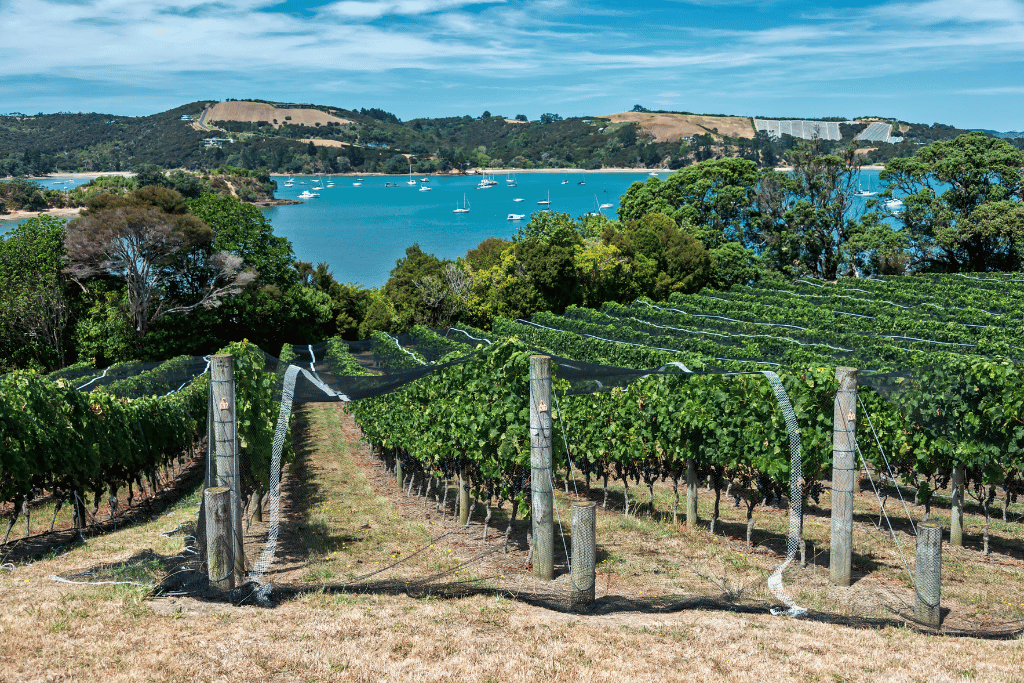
[322,0,505,19]
[1,0,1023,127]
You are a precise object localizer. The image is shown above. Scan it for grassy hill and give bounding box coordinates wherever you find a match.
[2,99,1019,177]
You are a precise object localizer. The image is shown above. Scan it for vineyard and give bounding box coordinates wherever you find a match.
[3,273,1024,636]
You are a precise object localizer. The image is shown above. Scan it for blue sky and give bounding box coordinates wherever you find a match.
[1,0,1022,130]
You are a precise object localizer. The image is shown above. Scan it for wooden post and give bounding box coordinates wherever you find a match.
[950,466,964,547]
[530,355,554,581]
[685,458,699,527]
[204,487,235,592]
[830,367,857,587]
[395,450,403,488]
[211,354,245,584]
[459,465,470,526]
[914,522,942,628]
[570,501,596,610]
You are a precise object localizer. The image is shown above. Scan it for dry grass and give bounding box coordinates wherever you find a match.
[206,102,352,129]
[1,404,1022,682]
[602,112,756,141]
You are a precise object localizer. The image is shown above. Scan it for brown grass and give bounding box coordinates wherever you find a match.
[602,112,756,141]
[207,102,352,129]
[1,404,1021,682]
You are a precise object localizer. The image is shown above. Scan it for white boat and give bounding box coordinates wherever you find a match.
[420,177,430,182]
[352,182,362,187]
[507,213,526,220]
[885,198,904,210]
[537,191,551,206]
[561,178,569,185]
[588,196,607,215]
[419,185,432,191]
[854,175,875,197]
[453,194,470,213]
[649,171,659,176]
[599,202,614,209]
[298,190,320,198]
[284,177,295,187]
[407,164,417,185]
[513,197,524,202]
[326,176,335,188]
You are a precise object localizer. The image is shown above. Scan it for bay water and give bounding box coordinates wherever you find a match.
[6,169,889,289]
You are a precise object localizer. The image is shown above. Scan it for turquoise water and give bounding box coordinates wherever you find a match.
[4,169,890,289]
[263,171,655,288]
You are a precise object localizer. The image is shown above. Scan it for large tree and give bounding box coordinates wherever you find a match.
[754,143,872,279]
[879,132,1024,272]
[0,215,72,369]
[64,188,253,339]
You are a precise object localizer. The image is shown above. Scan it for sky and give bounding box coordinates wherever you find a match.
[1,0,1022,131]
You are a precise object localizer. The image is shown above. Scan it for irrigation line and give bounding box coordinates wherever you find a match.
[853,438,916,590]
[857,392,918,535]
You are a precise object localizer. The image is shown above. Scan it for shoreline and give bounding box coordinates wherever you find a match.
[0,207,83,223]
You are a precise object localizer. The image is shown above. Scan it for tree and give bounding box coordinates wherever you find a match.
[383,244,447,330]
[879,132,1024,271]
[0,216,71,369]
[64,191,253,338]
[754,143,870,279]
[515,114,528,122]
[187,193,294,288]
[134,163,168,188]
[618,158,761,250]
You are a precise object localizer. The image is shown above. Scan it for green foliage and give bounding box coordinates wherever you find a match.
[0,215,72,369]
[878,132,1024,272]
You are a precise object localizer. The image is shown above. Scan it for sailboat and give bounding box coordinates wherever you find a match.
[854,174,875,197]
[284,177,295,187]
[453,194,470,213]
[326,176,335,188]
[407,164,418,186]
[537,190,551,206]
[577,175,586,185]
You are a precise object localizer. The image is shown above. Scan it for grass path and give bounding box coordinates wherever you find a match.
[0,403,1021,682]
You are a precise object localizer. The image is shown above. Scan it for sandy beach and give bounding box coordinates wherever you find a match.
[0,207,83,223]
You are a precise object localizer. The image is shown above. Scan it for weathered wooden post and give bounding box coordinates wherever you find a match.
[530,355,554,581]
[950,466,964,547]
[459,465,471,526]
[686,458,699,527]
[570,501,596,610]
[395,449,403,488]
[914,522,942,628]
[204,486,235,591]
[830,367,857,586]
[211,354,245,584]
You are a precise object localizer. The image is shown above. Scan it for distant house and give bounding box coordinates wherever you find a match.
[180,115,192,121]
[203,138,234,147]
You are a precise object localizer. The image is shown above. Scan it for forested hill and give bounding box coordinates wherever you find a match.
[2,99,1020,177]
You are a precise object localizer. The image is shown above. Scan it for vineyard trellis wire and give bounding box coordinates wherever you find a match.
[8,273,1022,636]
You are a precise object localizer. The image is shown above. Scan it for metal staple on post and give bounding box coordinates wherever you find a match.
[830,367,857,587]
[530,355,554,581]
[914,522,942,628]
[570,501,596,610]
